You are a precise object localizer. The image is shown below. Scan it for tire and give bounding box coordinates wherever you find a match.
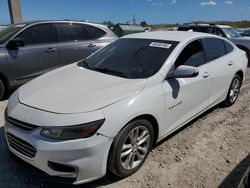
[108,119,154,177]
[0,79,4,101]
[223,74,242,107]
[247,52,250,67]
[245,50,250,67]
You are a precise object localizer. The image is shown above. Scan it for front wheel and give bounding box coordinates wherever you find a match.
[108,119,154,177]
[246,51,250,67]
[223,74,242,107]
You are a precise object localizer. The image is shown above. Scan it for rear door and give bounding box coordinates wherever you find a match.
[203,38,235,106]
[55,23,103,66]
[84,24,109,49]
[6,23,59,83]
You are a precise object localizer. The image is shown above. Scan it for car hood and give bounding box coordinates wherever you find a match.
[18,64,146,114]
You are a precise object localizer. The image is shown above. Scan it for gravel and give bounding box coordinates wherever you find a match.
[0,68,249,188]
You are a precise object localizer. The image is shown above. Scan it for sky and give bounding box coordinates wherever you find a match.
[0,0,250,25]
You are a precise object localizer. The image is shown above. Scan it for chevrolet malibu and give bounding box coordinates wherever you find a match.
[4,31,248,184]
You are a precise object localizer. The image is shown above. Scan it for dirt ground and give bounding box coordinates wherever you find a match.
[0,69,249,188]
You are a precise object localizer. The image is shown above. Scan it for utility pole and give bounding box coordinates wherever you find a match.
[132,14,136,25]
[8,0,22,24]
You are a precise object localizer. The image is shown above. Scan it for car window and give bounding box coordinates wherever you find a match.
[79,38,179,79]
[212,28,225,37]
[224,41,234,54]
[56,23,89,42]
[221,28,241,38]
[175,39,205,68]
[16,24,57,45]
[85,25,106,39]
[177,27,190,31]
[203,38,226,62]
[0,24,25,44]
[207,27,215,34]
[192,27,210,33]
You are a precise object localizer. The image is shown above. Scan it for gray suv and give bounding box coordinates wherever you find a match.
[178,23,250,64]
[0,20,117,100]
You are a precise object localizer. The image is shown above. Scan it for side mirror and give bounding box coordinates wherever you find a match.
[6,38,25,49]
[167,65,199,79]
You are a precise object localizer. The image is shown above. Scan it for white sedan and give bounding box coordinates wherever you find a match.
[4,31,248,184]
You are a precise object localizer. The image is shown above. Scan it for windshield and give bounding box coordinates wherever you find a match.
[222,28,241,38]
[0,24,26,44]
[78,38,179,79]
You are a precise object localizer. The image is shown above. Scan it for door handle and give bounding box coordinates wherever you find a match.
[228,61,234,66]
[203,72,210,78]
[87,44,96,48]
[45,47,56,53]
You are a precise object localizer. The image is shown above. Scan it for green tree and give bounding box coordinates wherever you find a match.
[140,21,149,27]
[102,21,115,29]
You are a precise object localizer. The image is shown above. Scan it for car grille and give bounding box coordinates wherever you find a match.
[7,117,39,131]
[7,132,37,158]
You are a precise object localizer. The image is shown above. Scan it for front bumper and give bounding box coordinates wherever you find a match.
[4,121,113,184]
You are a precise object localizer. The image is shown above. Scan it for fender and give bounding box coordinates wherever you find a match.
[236,44,250,63]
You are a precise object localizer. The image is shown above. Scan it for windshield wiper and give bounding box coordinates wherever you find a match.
[91,67,128,78]
[78,59,90,68]
[78,61,128,78]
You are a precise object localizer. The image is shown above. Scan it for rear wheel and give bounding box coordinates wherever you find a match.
[0,79,4,100]
[108,119,154,177]
[223,74,242,107]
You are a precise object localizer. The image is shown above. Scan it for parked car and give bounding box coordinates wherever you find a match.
[178,23,250,64]
[0,20,117,100]
[241,29,250,37]
[5,31,247,184]
[0,25,8,31]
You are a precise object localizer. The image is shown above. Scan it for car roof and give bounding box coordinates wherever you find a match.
[12,20,107,28]
[122,31,216,42]
[179,24,231,29]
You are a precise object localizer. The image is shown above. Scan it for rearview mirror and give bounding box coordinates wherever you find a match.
[167,65,199,79]
[6,38,25,49]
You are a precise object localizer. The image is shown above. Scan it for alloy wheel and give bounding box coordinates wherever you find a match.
[120,126,150,170]
[229,77,241,103]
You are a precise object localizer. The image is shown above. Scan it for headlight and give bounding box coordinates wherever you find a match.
[40,119,105,140]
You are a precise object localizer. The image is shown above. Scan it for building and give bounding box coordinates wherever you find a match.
[113,24,145,37]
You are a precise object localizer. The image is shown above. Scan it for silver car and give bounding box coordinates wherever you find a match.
[0,20,117,100]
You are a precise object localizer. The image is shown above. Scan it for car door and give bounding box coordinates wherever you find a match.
[161,39,212,133]
[55,23,100,66]
[6,23,59,83]
[83,24,110,51]
[203,38,235,106]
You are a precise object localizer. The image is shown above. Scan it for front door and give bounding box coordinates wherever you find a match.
[161,39,212,134]
[6,23,59,84]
